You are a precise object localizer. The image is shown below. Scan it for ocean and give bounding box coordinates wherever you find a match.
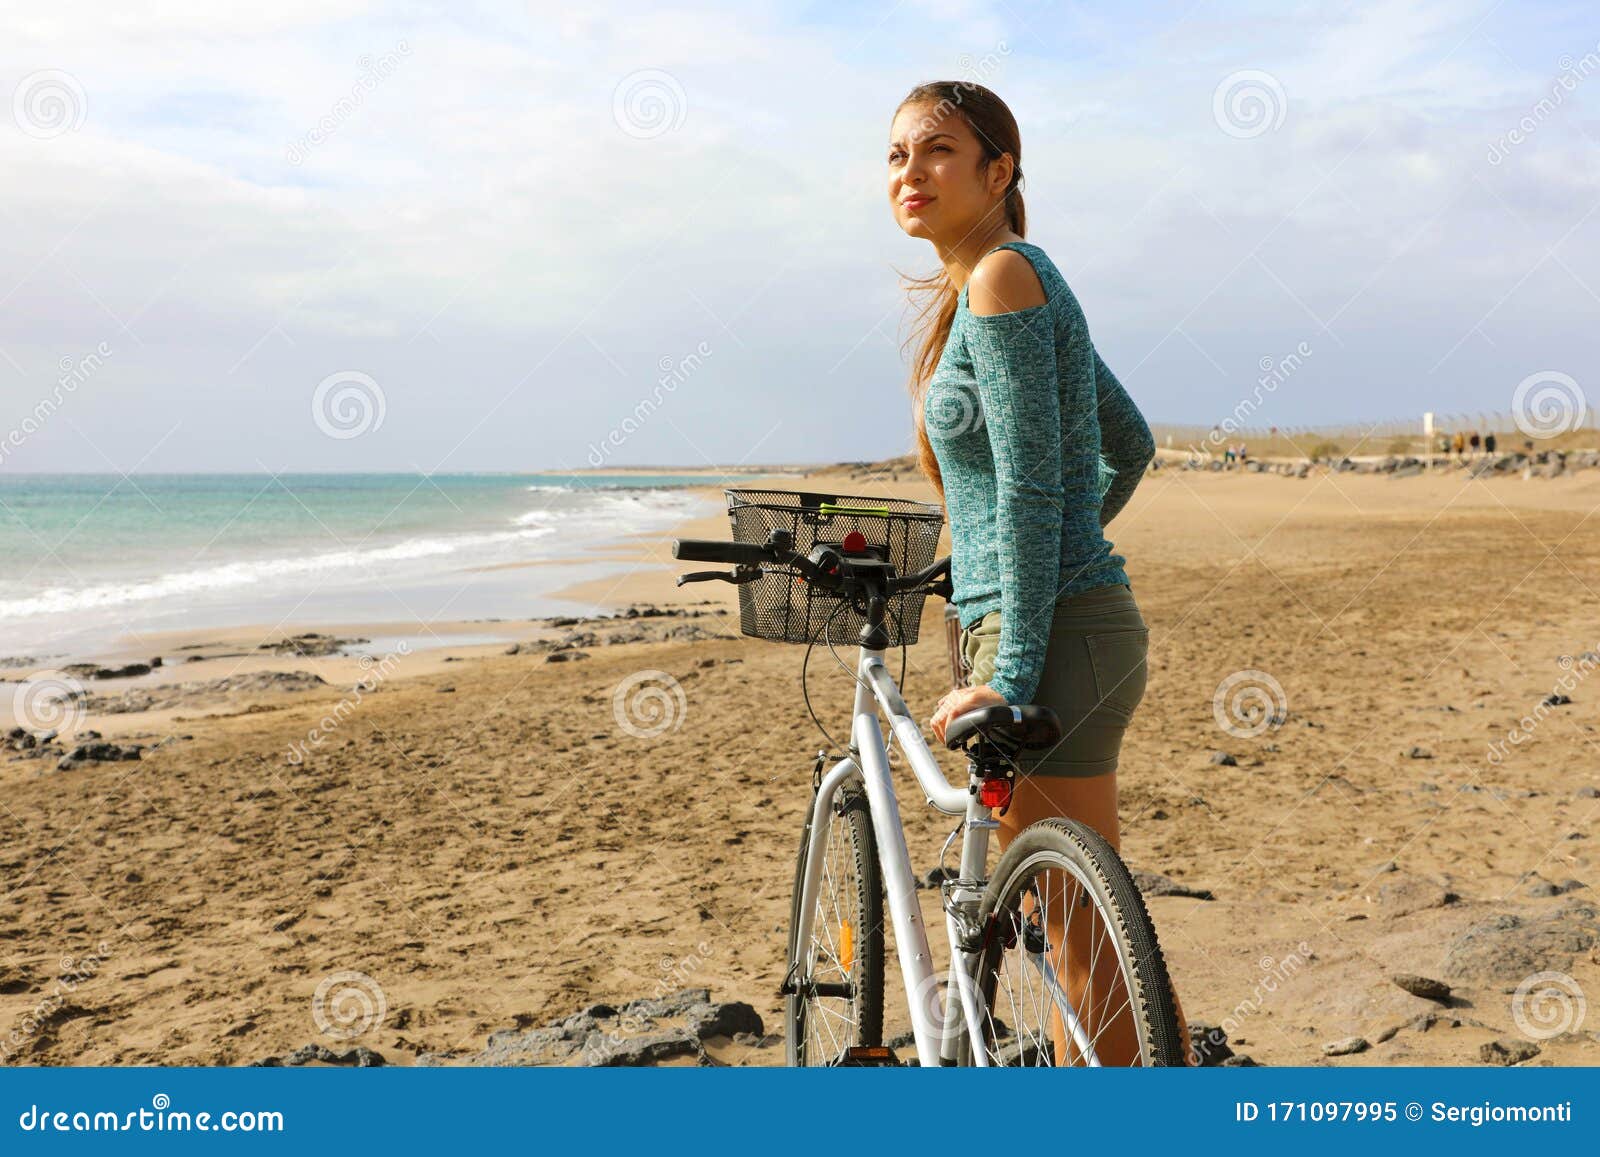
[0,472,732,662]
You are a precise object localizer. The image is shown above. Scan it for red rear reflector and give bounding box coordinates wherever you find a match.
[979,778,1011,808]
[842,530,867,553]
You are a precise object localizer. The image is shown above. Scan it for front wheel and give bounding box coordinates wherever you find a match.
[784,785,885,1065]
[960,818,1187,1066]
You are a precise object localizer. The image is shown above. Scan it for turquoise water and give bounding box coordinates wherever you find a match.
[0,473,728,659]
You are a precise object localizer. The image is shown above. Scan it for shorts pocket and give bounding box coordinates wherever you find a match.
[961,611,1002,688]
[1085,629,1149,720]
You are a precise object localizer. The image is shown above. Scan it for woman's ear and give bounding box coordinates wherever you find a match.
[987,152,1015,197]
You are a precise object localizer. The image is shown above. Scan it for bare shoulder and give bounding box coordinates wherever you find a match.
[967,248,1047,316]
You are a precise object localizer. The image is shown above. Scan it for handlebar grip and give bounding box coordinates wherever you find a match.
[671,539,770,565]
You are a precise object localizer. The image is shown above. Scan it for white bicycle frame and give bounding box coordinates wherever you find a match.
[790,639,1099,1068]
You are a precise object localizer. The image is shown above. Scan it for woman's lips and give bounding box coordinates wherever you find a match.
[902,196,932,212]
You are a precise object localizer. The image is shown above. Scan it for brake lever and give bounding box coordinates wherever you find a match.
[675,565,763,587]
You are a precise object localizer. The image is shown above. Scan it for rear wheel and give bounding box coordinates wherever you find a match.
[960,818,1186,1066]
[784,784,885,1065]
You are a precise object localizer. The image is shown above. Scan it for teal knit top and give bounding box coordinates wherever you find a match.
[924,240,1154,705]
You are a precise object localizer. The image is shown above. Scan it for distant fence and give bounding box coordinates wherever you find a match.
[1151,414,1600,460]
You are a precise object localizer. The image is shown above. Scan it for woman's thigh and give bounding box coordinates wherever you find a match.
[962,584,1149,780]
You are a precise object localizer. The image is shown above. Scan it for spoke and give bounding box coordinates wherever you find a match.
[983,850,1155,1067]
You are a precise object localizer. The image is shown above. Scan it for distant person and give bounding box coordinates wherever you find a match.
[1484,432,1496,455]
[1452,430,1465,460]
[1469,431,1481,457]
[1223,443,1235,466]
[1238,441,1248,463]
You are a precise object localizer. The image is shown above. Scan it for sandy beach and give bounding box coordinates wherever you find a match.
[4,459,1600,1066]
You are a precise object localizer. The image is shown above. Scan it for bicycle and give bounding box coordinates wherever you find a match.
[672,488,1186,1067]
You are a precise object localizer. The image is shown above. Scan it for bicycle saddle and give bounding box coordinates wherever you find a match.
[943,704,1062,751]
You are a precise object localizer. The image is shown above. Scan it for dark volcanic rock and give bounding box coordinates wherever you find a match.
[1391,974,1452,1002]
[1133,870,1215,901]
[684,1001,763,1041]
[255,1043,384,1067]
[1372,871,1459,917]
[1189,1022,1234,1065]
[96,670,329,715]
[56,742,142,770]
[1479,1038,1541,1066]
[583,1028,702,1067]
[1442,902,1598,982]
[258,633,368,657]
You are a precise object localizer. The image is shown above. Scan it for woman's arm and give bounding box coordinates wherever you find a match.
[1093,349,1155,526]
[965,254,1099,706]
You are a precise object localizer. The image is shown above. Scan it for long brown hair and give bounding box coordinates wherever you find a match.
[895,82,1027,500]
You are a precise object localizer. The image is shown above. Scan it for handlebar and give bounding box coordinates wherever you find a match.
[671,539,773,566]
[672,531,951,602]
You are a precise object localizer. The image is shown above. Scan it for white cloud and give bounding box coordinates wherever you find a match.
[0,0,1596,469]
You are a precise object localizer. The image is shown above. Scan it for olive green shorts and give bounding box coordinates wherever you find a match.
[959,583,1149,777]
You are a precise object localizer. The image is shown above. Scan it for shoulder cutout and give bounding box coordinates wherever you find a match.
[967,248,1047,317]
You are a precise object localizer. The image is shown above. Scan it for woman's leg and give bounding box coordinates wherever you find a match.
[963,589,1195,1065]
[996,771,1196,1066]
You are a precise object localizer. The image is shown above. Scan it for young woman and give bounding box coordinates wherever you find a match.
[890,80,1196,1066]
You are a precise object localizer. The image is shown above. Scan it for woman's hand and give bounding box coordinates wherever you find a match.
[928,684,1008,746]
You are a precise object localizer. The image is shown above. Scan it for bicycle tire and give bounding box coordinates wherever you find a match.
[784,784,885,1065]
[958,817,1186,1066]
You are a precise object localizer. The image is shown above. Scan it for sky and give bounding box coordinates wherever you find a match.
[1,0,1597,472]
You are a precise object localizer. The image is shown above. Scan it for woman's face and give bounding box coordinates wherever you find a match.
[887,102,1007,243]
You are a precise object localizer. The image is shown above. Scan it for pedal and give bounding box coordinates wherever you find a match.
[833,1045,904,1067]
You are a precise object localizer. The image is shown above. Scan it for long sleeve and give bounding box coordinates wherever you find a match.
[1092,349,1154,526]
[964,306,1070,706]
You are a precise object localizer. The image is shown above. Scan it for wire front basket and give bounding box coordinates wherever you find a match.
[725,488,945,646]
